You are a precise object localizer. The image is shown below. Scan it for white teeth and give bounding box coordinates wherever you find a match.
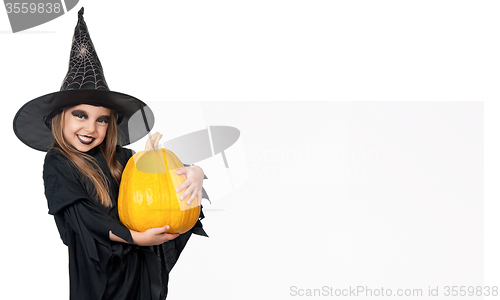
[79,135,92,141]
[77,135,95,143]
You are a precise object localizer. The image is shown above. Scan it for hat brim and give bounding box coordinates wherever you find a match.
[13,89,154,152]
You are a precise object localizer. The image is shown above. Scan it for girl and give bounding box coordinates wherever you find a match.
[13,8,207,300]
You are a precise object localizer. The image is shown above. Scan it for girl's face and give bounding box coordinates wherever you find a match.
[62,104,111,152]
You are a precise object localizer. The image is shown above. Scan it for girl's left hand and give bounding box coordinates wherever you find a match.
[175,165,204,206]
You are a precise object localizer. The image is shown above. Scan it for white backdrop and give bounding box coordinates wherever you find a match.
[1,1,498,299]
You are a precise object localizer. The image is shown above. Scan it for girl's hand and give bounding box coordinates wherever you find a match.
[175,165,204,206]
[131,226,179,246]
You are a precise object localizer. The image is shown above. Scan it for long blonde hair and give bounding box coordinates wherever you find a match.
[50,108,124,207]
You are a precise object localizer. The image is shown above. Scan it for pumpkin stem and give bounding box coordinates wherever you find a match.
[145,132,163,151]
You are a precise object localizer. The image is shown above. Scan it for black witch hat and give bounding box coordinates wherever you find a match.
[13,7,154,152]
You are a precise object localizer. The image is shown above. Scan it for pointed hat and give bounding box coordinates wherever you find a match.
[13,7,154,151]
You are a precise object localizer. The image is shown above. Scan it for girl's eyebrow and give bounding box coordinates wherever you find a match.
[99,115,111,121]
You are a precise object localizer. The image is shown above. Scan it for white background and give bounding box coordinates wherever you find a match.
[0,1,497,299]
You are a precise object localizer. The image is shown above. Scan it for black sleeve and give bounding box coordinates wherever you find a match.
[43,151,134,249]
[43,150,88,215]
[63,200,134,243]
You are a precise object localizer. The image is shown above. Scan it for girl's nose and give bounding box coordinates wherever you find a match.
[84,121,96,133]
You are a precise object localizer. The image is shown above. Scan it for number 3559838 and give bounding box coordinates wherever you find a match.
[5,3,62,14]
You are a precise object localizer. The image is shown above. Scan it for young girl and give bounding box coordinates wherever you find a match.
[13,8,207,300]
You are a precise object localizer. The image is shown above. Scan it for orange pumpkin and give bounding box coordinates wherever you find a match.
[118,133,200,233]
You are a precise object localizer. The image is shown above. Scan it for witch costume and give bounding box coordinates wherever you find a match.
[13,8,207,300]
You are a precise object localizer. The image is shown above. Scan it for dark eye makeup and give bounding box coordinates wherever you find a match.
[97,116,110,124]
[71,110,87,119]
[71,109,110,124]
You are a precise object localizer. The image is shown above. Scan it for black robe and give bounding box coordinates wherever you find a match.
[42,146,207,300]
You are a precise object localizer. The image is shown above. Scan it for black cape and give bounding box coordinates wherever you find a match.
[43,146,207,300]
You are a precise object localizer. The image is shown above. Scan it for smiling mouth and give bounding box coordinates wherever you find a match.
[77,134,96,145]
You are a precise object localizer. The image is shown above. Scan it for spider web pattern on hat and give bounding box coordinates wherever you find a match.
[61,9,109,91]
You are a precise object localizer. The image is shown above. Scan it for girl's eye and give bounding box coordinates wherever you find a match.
[97,118,109,124]
[72,111,87,119]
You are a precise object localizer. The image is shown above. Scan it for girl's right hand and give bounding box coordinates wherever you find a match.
[131,226,179,246]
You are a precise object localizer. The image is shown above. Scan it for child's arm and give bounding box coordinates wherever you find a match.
[109,226,179,246]
[175,165,205,206]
